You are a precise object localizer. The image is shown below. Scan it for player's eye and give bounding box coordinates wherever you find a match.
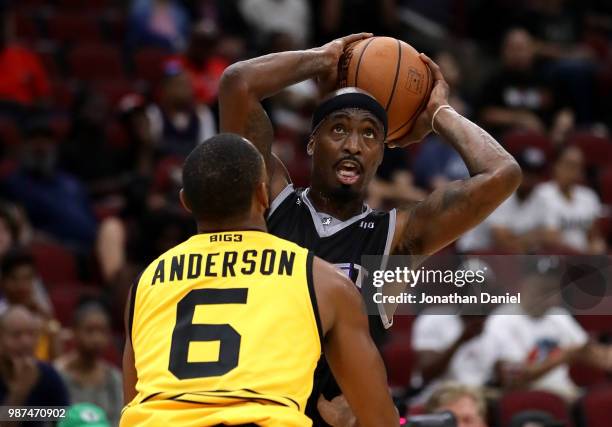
[363,128,376,139]
[332,124,346,134]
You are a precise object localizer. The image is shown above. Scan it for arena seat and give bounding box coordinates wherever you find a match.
[382,332,413,388]
[502,131,553,160]
[576,315,612,336]
[569,362,610,388]
[497,390,570,427]
[47,13,102,44]
[49,285,101,326]
[0,119,20,147]
[30,241,78,286]
[93,79,135,107]
[14,12,39,42]
[568,132,612,169]
[577,385,612,427]
[133,47,171,83]
[68,43,125,81]
[598,166,612,204]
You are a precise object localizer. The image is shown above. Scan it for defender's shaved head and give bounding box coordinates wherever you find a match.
[182,133,265,222]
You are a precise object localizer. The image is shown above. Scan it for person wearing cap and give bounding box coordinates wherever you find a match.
[457,146,550,253]
[218,33,522,426]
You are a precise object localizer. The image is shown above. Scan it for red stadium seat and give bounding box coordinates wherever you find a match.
[578,385,612,427]
[382,332,413,387]
[30,241,78,286]
[14,13,39,42]
[502,131,553,160]
[576,315,612,336]
[68,43,125,82]
[598,167,612,204]
[569,362,609,388]
[0,119,20,147]
[47,13,102,44]
[50,80,77,110]
[49,285,101,326]
[93,79,135,107]
[568,132,612,169]
[57,0,111,10]
[133,47,171,83]
[497,390,570,427]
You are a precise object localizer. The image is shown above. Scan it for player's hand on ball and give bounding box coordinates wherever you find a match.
[317,394,357,427]
[388,53,450,148]
[316,33,373,95]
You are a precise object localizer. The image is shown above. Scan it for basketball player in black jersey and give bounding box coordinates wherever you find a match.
[219,33,522,426]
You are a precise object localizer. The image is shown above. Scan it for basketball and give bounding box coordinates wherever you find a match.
[339,36,434,141]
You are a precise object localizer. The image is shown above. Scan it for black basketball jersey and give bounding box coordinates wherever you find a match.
[267,185,397,427]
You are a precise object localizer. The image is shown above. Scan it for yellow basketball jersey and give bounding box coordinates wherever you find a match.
[121,230,322,427]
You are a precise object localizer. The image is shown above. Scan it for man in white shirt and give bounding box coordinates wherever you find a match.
[529,145,605,254]
[485,268,612,401]
[411,310,500,402]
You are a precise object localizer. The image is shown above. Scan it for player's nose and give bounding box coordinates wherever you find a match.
[342,131,361,155]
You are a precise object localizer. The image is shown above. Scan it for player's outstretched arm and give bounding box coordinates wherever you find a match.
[219,33,371,198]
[392,54,522,257]
[314,257,399,427]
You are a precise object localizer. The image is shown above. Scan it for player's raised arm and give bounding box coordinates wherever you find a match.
[313,257,398,427]
[392,54,522,257]
[218,33,371,197]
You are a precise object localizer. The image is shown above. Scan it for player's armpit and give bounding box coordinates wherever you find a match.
[123,285,137,405]
[320,265,398,427]
[122,339,137,405]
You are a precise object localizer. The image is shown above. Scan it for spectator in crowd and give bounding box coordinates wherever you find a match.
[412,312,494,402]
[529,145,606,254]
[146,62,216,158]
[486,266,612,402]
[0,305,69,410]
[457,147,548,253]
[1,122,97,251]
[0,7,50,111]
[60,88,132,201]
[477,28,564,137]
[425,382,488,427]
[166,23,229,106]
[0,249,60,361]
[238,0,311,47]
[55,300,122,426]
[128,0,190,52]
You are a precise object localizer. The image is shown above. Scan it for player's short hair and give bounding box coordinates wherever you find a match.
[426,382,487,420]
[182,133,264,221]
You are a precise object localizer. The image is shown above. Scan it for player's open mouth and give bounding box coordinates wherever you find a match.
[335,160,361,185]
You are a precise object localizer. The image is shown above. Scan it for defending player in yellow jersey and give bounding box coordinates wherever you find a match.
[120,134,398,427]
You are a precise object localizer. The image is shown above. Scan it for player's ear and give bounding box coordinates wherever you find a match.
[178,189,192,214]
[255,181,269,211]
[307,137,314,156]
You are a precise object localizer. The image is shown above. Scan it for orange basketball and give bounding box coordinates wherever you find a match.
[338,36,433,141]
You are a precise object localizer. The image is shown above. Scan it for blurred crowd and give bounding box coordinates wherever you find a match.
[1,0,612,426]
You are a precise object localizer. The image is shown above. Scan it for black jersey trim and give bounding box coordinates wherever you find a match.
[127,271,143,344]
[268,184,295,219]
[306,251,324,349]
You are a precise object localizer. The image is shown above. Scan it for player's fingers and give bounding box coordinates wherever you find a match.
[342,32,373,46]
[419,53,444,81]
